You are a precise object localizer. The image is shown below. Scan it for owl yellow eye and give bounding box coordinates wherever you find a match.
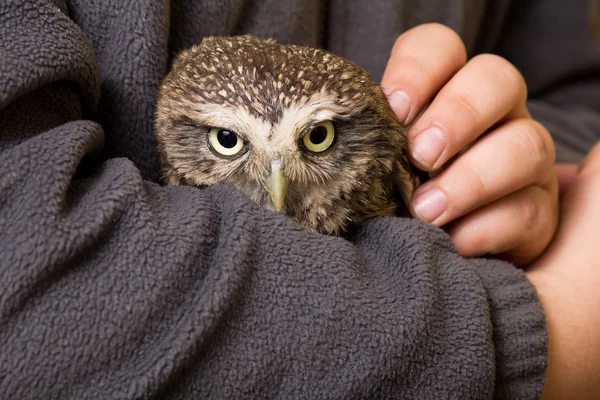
[303,121,335,153]
[208,128,244,156]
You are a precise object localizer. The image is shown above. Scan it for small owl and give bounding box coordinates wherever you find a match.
[154,35,418,235]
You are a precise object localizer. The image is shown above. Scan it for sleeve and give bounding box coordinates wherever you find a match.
[0,1,546,399]
[495,0,600,162]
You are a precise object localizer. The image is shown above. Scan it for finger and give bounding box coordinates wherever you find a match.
[556,164,578,195]
[407,54,529,170]
[410,118,556,226]
[381,23,466,125]
[447,184,558,266]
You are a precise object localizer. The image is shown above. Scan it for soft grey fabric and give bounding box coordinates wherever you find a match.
[495,0,600,162]
[4,0,598,398]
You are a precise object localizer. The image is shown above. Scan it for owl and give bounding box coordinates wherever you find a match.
[154,35,418,235]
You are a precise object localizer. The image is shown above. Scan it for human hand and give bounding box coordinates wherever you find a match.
[381,23,559,266]
[526,143,600,399]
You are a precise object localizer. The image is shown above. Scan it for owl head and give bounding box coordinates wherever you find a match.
[154,35,417,235]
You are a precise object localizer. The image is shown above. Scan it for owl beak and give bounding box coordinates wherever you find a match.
[265,159,289,212]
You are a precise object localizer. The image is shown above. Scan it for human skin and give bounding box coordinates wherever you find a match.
[381,23,559,267]
[527,143,600,399]
[382,23,600,396]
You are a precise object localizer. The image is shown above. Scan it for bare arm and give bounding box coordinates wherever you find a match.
[526,143,600,399]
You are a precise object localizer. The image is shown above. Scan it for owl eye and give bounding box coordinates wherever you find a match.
[208,128,244,157]
[302,121,335,153]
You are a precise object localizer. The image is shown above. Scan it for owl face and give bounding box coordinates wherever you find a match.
[155,36,415,235]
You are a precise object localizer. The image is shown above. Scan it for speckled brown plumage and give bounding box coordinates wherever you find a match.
[154,35,417,235]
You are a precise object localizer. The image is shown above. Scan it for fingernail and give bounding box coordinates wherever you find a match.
[412,126,446,169]
[413,188,447,223]
[387,91,412,125]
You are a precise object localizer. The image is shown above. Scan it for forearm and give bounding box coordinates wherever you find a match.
[526,145,600,399]
[0,1,549,398]
[526,268,600,400]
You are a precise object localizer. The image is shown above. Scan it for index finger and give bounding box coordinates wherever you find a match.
[381,23,467,125]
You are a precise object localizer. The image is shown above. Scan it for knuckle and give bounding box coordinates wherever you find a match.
[471,53,516,75]
[391,33,408,55]
[484,236,506,255]
[423,23,467,60]
[514,195,540,232]
[517,187,557,249]
[449,224,488,257]
[449,92,481,127]
[394,23,466,63]
[465,225,505,257]
[470,231,493,254]
[421,23,461,40]
[472,54,527,98]
[383,55,433,95]
[517,120,554,168]
[463,159,488,199]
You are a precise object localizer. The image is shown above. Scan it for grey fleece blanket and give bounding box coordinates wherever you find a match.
[7,0,600,398]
